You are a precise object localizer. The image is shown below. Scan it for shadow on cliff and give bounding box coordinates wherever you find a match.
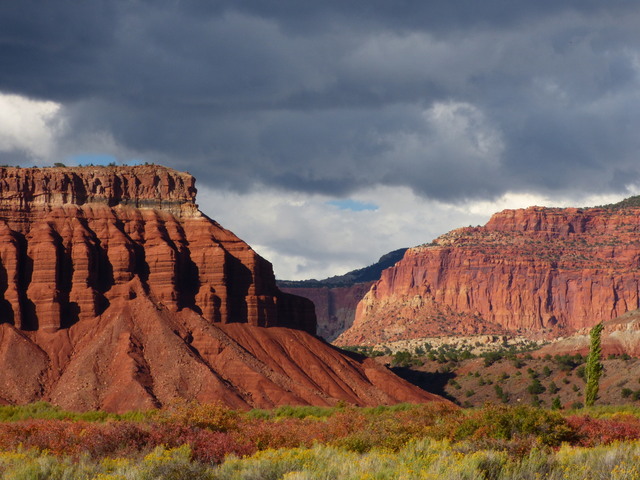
[390,367,457,402]
[0,261,13,324]
[226,255,251,323]
[13,232,38,330]
[172,222,201,313]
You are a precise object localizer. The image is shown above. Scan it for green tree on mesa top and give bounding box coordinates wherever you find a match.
[584,323,604,407]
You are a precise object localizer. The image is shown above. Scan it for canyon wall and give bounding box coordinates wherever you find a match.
[0,166,439,411]
[279,283,373,341]
[279,249,407,341]
[337,205,640,346]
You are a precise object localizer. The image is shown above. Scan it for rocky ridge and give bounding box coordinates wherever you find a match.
[0,166,439,411]
[337,203,640,346]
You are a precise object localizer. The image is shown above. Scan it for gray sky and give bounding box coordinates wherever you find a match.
[1,1,640,279]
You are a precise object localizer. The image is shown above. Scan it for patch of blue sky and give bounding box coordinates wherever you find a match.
[326,199,378,211]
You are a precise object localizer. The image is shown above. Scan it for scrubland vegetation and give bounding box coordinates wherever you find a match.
[1,402,640,478]
[345,340,640,409]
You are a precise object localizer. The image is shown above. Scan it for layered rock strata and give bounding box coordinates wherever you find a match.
[0,166,439,411]
[0,166,311,333]
[338,205,640,346]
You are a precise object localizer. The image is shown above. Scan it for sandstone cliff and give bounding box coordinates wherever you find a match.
[0,165,312,333]
[337,204,640,346]
[0,166,440,411]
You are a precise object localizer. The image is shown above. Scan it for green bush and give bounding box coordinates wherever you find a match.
[483,351,504,367]
[451,405,575,447]
[555,354,584,371]
[7,402,640,478]
[527,378,546,395]
[494,385,509,404]
[272,405,336,419]
[511,358,525,369]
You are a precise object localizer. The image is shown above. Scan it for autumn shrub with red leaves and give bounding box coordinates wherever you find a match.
[565,414,640,447]
[147,423,254,463]
[7,402,640,464]
[0,420,149,456]
[0,419,253,463]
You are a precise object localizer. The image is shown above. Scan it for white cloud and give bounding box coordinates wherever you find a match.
[423,101,504,162]
[461,190,639,217]
[197,183,638,281]
[0,92,63,160]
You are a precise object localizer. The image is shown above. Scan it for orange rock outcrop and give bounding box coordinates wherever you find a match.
[337,205,640,346]
[0,166,440,411]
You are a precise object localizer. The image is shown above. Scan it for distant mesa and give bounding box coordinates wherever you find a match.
[278,248,407,341]
[0,166,441,411]
[335,199,640,350]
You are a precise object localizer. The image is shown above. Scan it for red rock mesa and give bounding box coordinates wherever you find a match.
[337,204,640,346]
[0,166,440,411]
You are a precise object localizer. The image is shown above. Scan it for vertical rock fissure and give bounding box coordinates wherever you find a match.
[50,228,76,329]
[0,255,12,324]
[15,232,37,331]
[225,255,251,324]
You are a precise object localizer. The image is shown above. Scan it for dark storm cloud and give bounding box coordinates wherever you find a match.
[0,1,118,100]
[1,1,640,201]
[191,1,636,35]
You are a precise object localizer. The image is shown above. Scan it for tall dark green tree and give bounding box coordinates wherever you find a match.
[584,323,604,407]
